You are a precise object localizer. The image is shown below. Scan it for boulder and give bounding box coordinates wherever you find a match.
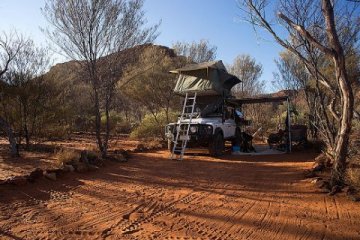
[75,163,88,173]
[27,168,43,182]
[44,172,57,181]
[87,164,99,171]
[116,153,128,162]
[7,176,28,186]
[47,168,65,177]
[311,177,322,184]
[114,149,131,159]
[135,144,145,152]
[63,164,75,172]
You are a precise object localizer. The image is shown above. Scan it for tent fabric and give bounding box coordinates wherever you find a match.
[171,60,241,96]
[170,60,227,74]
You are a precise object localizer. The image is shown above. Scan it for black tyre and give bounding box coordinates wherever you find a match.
[209,131,224,157]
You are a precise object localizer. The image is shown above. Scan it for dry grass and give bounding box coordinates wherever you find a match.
[347,156,360,191]
[347,126,360,191]
[146,138,165,149]
[55,148,80,166]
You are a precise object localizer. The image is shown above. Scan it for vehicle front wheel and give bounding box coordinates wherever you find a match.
[209,131,224,157]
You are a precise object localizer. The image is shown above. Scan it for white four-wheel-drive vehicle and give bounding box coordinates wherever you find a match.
[165,61,247,159]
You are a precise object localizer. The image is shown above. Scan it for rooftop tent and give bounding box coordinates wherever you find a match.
[170,60,241,96]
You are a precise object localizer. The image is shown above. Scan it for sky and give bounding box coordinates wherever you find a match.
[0,0,284,91]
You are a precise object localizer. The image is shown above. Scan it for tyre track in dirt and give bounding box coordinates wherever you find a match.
[108,190,213,238]
[1,150,360,240]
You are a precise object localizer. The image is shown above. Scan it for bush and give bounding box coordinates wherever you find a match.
[347,125,360,191]
[114,120,132,134]
[55,148,80,166]
[100,112,133,134]
[130,111,177,139]
[347,162,360,192]
[37,124,71,140]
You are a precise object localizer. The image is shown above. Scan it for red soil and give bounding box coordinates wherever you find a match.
[0,137,359,239]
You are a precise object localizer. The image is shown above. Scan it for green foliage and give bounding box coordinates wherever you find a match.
[100,111,132,134]
[122,46,185,115]
[229,54,264,97]
[130,110,177,139]
[39,124,71,140]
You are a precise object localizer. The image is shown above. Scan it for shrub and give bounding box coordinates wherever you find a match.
[55,148,80,166]
[347,163,360,191]
[130,110,177,139]
[38,124,71,140]
[347,125,360,191]
[115,120,132,134]
[100,112,133,134]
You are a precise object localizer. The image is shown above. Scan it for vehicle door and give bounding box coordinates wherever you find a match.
[223,107,236,138]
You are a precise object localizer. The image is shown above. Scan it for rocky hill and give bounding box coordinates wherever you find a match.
[44,44,178,85]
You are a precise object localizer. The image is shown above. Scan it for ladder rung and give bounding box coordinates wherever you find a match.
[170,92,196,160]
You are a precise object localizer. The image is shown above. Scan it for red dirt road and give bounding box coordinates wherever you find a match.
[1,150,360,240]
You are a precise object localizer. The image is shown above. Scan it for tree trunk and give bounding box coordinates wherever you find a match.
[103,97,111,158]
[23,102,30,148]
[330,63,354,186]
[94,88,104,155]
[0,116,19,157]
[321,0,354,186]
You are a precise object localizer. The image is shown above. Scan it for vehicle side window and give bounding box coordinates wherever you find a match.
[225,107,234,120]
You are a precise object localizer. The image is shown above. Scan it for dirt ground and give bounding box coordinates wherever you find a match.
[0,137,360,240]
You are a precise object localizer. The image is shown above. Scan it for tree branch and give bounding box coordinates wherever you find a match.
[328,97,340,122]
[277,12,335,56]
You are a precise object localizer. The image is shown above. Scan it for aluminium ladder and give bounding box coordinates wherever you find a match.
[170,92,197,160]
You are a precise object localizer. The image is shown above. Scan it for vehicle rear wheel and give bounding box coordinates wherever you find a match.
[209,131,224,157]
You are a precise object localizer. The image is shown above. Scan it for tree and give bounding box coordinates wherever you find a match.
[42,0,159,157]
[4,39,52,147]
[172,39,217,63]
[273,51,308,91]
[122,46,186,134]
[228,54,264,97]
[239,0,359,186]
[0,31,27,157]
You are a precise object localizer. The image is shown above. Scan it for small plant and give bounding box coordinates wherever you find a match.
[130,110,177,139]
[55,148,80,166]
[347,127,360,192]
[347,167,360,192]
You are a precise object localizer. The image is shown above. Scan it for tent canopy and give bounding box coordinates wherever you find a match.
[171,60,241,96]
